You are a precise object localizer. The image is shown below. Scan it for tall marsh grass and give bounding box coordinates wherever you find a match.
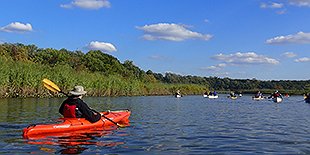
[0,56,206,98]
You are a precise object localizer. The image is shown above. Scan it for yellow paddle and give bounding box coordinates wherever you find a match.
[42,78,68,96]
[42,78,125,127]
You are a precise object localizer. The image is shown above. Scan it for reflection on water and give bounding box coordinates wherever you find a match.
[27,127,124,154]
[0,98,63,123]
[1,95,310,154]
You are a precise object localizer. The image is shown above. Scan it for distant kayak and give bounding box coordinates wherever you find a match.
[252,96,264,101]
[175,94,182,98]
[23,110,131,139]
[203,94,218,99]
[231,96,237,100]
[272,97,283,103]
[228,96,237,100]
[209,95,218,99]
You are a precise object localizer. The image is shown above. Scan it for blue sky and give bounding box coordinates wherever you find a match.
[0,0,309,80]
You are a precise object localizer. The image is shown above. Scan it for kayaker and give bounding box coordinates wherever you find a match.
[59,86,101,123]
[270,90,282,98]
[305,93,310,99]
[230,91,236,97]
[255,91,262,98]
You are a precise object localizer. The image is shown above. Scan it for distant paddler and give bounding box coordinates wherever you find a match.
[208,90,218,99]
[269,90,283,103]
[175,90,182,98]
[253,91,264,100]
[305,93,310,103]
[228,91,237,99]
[203,91,209,98]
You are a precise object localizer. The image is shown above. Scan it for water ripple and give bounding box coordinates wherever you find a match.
[1,95,310,154]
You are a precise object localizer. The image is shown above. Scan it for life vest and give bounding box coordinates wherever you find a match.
[63,104,77,118]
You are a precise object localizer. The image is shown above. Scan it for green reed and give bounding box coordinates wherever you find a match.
[0,56,206,98]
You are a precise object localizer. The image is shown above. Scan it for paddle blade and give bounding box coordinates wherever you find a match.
[117,124,127,128]
[42,78,61,93]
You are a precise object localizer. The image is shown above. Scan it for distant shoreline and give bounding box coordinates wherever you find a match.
[0,89,306,98]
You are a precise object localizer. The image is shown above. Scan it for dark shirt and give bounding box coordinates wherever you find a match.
[59,97,101,123]
[230,92,236,97]
[273,93,281,97]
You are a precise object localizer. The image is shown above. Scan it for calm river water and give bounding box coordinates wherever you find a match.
[0,95,310,154]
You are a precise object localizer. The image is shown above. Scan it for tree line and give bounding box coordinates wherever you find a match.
[0,43,308,97]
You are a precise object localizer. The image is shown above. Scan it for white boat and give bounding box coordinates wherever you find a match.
[227,96,237,100]
[272,97,283,103]
[175,94,182,98]
[231,96,237,100]
[203,94,218,99]
[252,96,264,101]
[208,95,219,99]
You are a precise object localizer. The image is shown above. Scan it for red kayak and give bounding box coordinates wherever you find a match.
[23,110,131,139]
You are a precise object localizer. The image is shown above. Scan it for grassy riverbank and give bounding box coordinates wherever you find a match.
[0,56,206,98]
[0,43,308,98]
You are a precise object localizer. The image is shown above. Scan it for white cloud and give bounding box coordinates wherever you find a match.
[201,63,226,71]
[212,52,279,65]
[136,23,212,41]
[276,10,287,14]
[60,4,72,9]
[204,19,210,23]
[1,22,33,33]
[294,57,310,62]
[148,55,170,61]
[260,2,286,14]
[289,0,310,7]
[61,0,110,10]
[165,71,185,76]
[260,2,284,8]
[213,72,230,77]
[282,52,297,58]
[87,41,116,52]
[266,32,310,44]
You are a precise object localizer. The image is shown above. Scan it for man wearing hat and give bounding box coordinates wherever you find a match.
[59,86,101,123]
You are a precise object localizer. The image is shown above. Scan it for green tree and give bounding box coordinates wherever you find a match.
[122,60,146,80]
[83,50,124,75]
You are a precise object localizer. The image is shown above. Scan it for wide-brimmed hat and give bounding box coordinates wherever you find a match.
[69,86,87,96]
